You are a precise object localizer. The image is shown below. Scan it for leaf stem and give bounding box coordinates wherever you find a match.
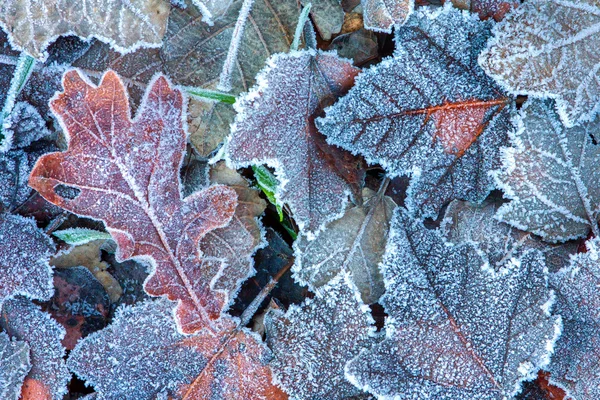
[291,3,312,52]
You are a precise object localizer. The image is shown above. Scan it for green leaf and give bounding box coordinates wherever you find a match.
[291,3,312,51]
[185,87,237,105]
[53,228,112,246]
[252,165,284,221]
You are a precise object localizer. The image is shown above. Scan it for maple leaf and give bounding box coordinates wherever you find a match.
[493,100,600,243]
[317,4,512,218]
[266,272,375,399]
[0,214,55,305]
[226,49,364,237]
[547,238,600,399]
[362,0,414,32]
[345,208,561,399]
[68,298,286,400]
[0,331,31,400]
[29,70,238,333]
[1,297,70,400]
[0,0,170,60]
[479,0,600,127]
[293,186,396,304]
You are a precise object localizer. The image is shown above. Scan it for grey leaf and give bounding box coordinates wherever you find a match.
[0,332,31,400]
[302,0,345,40]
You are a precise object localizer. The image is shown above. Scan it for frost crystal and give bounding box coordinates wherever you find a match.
[317,4,512,218]
[345,208,560,399]
[479,0,600,127]
[493,100,600,243]
[0,332,30,400]
[266,273,375,399]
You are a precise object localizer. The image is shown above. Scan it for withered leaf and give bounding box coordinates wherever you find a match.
[192,0,234,23]
[0,331,31,400]
[226,50,364,237]
[362,0,413,32]
[302,0,345,40]
[450,0,519,21]
[345,208,560,399]
[29,70,238,333]
[0,0,170,59]
[318,4,512,218]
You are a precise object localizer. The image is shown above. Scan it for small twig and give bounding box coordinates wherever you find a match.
[44,212,68,235]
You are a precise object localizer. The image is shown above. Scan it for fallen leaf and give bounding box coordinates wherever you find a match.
[318,4,512,218]
[0,331,31,400]
[29,70,238,333]
[362,0,413,32]
[450,0,519,21]
[328,29,379,66]
[192,0,234,23]
[302,0,345,40]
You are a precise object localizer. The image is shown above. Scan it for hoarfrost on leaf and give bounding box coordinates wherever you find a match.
[362,0,414,32]
[226,49,365,237]
[493,100,600,243]
[4,102,51,149]
[192,0,234,24]
[345,208,560,399]
[266,273,375,399]
[0,331,31,400]
[479,0,600,127]
[317,4,512,218]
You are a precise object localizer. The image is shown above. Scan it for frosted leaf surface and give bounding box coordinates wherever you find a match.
[318,5,512,218]
[302,0,344,40]
[441,198,577,272]
[0,0,170,59]
[226,50,364,237]
[0,151,30,212]
[0,332,30,400]
[493,100,600,243]
[4,102,51,149]
[451,0,519,21]
[548,238,600,399]
[479,0,600,127]
[0,214,54,305]
[1,297,69,400]
[68,299,286,400]
[192,0,234,23]
[345,208,560,399]
[29,70,238,334]
[293,187,396,304]
[362,0,414,32]
[266,273,375,399]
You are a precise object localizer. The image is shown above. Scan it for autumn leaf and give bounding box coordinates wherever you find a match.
[302,0,345,40]
[479,0,600,127]
[0,331,30,400]
[317,4,512,218]
[362,0,414,32]
[29,70,238,333]
[450,0,519,21]
[226,49,365,237]
[192,0,234,24]
[0,0,170,60]
[345,208,560,399]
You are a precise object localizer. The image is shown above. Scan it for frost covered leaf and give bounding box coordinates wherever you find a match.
[362,0,413,32]
[450,0,519,21]
[1,297,70,400]
[4,102,51,149]
[52,228,112,246]
[68,298,286,400]
[0,0,170,59]
[548,238,600,399]
[293,186,396,304]
[329,29,379,66]
[266,273,375,399]
[0,214,54,305]
[479,0,600,127]
[227,50,364,236]
[302,0,344,40]
[0,331,31,400]
[192,0,234,23]
[345,208,560,399]
[494,100,600,243]
[318,5,512,218]
[29,70,238,333]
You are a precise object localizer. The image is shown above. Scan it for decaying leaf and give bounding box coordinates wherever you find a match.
[328,29,379,66]
[362,0,414,32]
[29,70,238,333]
[0,0,170,59]
[266,273,375,399]
[1,297,70,400]
[450,0,519,21]
[293,186,396,304]
[345,208,560,399]
[0,331,31,400]
[302,0,345,40]
[318,4,512,218]
[548,238,600,399]
[226,49,364,237]
[192,0,234,23]
[479,0,600,127]
[68,298,286,400]
[0,214,54,305]
[493,100,600,243]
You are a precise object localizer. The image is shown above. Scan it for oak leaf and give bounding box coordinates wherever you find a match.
[29,70,238,333]
[0,331,30,400]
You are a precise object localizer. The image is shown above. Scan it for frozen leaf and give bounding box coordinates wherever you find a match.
[493,100,600,243]
[52,228,112,246]
[68,298,286,400]
[441,198,577,272]
[450,0,519,21]
[345,208,561,399]
[266,273,375,399]
[0,214,54,305]
[293,186,396,304]
[226,50,364,237]
[1,297,70,400]
[0,331,31,400]
[302,0,345,40]
[362,0,413,32]
[0,150,30,212]
[548,238,600,399]
[479,0,600,127]
[4,102,51,149]
[0,0,170,59]
[318,4,512,218]
[29,70,238,333]
[329,29,379,66]
[192,0,234,23]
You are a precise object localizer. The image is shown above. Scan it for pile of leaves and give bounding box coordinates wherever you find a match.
[0,0,599,399]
